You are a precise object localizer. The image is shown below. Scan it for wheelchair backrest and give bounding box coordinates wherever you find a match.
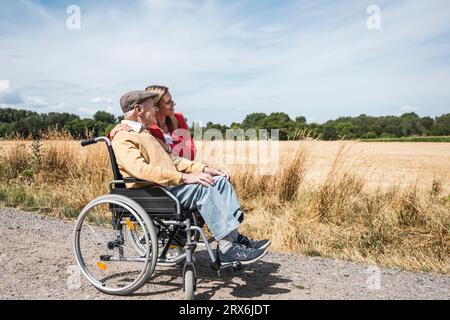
[106,143,124,181]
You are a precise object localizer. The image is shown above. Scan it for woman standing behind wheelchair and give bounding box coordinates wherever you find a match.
[109,85,196,161]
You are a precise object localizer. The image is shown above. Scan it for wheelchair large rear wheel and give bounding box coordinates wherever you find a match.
[73,195,158,295]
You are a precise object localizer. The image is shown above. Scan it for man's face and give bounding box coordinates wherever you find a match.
[139,98,158,126]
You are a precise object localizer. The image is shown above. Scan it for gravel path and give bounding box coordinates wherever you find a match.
[0,207,448,300]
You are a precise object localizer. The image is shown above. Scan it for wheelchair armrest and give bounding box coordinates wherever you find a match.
[110,178,164,190]
[123,177,148,184]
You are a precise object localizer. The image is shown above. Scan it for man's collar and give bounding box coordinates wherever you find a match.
[121,120,144,133]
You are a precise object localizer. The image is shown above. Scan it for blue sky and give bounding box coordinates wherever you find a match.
[0,0,449,125]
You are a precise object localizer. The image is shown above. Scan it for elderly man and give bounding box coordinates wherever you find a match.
[112,90,271,264]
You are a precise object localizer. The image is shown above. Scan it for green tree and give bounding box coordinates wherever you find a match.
[0,108,40,123]
[420,116,434,133]
[262,112,295,140]
[321,124,338,140]
[2,107,450,141]
[361,131,377,139]
[93,111,116,124]
[399,112,422,136]
[15,115,45,138]
[242,113,267,129]
[432,113,450,135]
[335,121,359,139]
[295,116,307,124]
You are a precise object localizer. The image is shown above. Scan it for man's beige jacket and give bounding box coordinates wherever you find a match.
[112,129,206,188]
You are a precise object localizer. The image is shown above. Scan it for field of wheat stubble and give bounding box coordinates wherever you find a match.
[0,138,449,274]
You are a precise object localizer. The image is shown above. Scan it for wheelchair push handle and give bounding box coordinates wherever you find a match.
[81,136,112,147]
[81,138,97,147]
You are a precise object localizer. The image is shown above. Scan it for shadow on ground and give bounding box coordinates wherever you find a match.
[130,250,292,300]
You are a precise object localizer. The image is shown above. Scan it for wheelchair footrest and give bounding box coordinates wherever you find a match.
[210,244,243,276]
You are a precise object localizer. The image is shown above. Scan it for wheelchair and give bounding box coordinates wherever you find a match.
[73,136,244,300]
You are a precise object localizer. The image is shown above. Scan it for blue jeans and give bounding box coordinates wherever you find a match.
[166,176,243,240]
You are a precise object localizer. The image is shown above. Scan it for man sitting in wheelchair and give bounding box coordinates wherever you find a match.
[112,90,271,264]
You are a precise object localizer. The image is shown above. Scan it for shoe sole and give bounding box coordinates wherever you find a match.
[256,240,272,251]
[236,249,268,266]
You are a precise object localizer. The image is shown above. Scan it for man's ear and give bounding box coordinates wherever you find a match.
[135,105,142,115]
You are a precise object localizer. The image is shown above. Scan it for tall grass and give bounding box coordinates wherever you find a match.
[360,136,450,143]
[0,136,449,274]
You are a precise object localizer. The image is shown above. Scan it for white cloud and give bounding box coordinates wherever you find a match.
[0,80,67,112]
[0,80,23,105]
[90,97,112,104]
[78,108,96,117]
[143,0,195,11]
[400,105,420,113]
[0,80,10,91]
[49,102,66,110]
[23,96,48,108]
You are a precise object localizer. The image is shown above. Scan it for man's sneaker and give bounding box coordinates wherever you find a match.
[166,245,184,260]
[219,243,267,265]
[237,234,271,250]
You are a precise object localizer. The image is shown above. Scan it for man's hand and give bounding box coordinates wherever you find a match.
[110,123,133,140]
[182,172,216,187]
[203,167,231,181]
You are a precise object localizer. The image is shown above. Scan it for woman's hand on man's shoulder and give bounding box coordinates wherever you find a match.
[110,123,133,140]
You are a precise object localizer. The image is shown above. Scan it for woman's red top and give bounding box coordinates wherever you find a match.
[149,113,196,161]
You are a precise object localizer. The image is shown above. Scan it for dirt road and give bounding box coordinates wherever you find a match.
[0,208,448,300]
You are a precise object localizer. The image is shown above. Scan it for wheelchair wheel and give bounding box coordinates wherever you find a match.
[73,195,158,295]
[183,269,195,300]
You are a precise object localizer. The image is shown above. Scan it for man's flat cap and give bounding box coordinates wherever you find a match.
[120,90,157,113]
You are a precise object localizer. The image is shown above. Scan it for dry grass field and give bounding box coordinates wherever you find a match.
[196,140,450,193]
[2,140,448,192]
[0,138,449,274]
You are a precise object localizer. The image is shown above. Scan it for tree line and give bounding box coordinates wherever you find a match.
[0,107,449,140]
[203,112,450,140]
[0,108,118,139]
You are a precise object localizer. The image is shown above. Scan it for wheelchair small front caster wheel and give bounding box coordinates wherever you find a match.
[183,269,196,300]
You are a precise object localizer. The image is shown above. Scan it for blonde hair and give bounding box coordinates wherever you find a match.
[144,85,175,132]
[145,85,168,104]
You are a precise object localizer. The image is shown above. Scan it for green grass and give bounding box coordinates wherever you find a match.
[0,185,80,218]
[304,248,322,257]
[359,136,450,143]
